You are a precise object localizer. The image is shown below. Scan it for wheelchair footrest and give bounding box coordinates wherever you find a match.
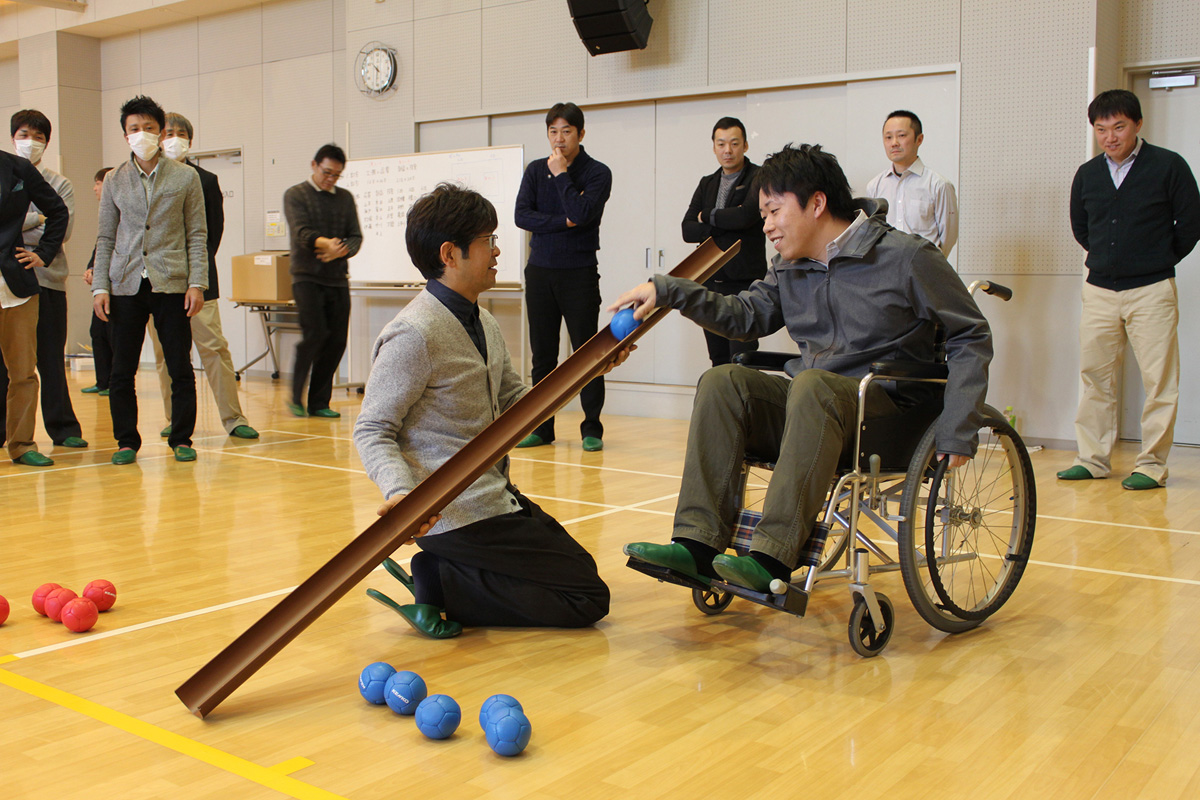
[625,557,713,591]
[717,580,809,617]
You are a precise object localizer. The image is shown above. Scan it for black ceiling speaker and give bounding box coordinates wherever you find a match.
[568,0,654,56]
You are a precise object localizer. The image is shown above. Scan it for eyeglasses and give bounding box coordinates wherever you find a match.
[477,234,499,248]
[318,166,343,181]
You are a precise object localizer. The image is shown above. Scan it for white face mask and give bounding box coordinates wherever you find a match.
[162,136,190,162]
[14,139,45,164]
[127,131,160,161]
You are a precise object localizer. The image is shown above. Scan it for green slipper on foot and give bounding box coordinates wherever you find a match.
[1056,465,1094,480]
[13,451,53,467]
[111,448,136,465]
[160,425,172,438]
[1121,472,1162,491]
[382,557,415,594]
[287,402,307,417]
[230,425,259,439]
[712,554,775,593]
[623,541,710,585]
[98,388,109,396]
[58,437,88,448]
[173,445,197,462]
[81,384,100,394]
[310,408,341,418]
[582,436,604,452]
[366,589,461,639]
[516,433,549,448]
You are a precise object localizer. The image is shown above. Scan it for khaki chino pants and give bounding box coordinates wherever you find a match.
[1073,278,1179,483]
[0,295,40,460]
[147,301,248,434]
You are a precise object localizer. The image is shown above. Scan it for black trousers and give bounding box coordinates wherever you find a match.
[108,279,195,451]
[291,281,350,411]
[0,288,82,444]
[91,308,112,390]
[702,278,760,368]
[525,264,604,441]
[414,493,610,628]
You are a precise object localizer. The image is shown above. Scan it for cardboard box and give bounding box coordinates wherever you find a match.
[231,251,292,303]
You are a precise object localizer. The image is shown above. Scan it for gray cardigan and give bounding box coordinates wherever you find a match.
[92,154,208,296]
[653,198,992,458]
[354,289,529,536]
[21,164,74,290]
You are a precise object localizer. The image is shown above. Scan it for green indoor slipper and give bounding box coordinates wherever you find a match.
[310,408,341,419]
[516,433,549,448]
[173,445,197,462]
[712,554,774,593]
[382,557,415,594]
[366,589,461,639]
[230,425,260,439]
[582,436,604,452]
[111,448,136,465]
[13,451,54,467]
[623,541,709,585]
[160,425,172,438]
[1056,465,1095,480]
[98,389,109,396]
[58,437,88,448]
[81,384,100,394]
[1121,472,1162,491]
[287,402,307,417]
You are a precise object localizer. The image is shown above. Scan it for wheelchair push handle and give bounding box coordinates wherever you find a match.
[967,280,1013,301]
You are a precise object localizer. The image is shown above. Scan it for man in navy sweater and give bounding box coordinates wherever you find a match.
[1059,90,1200,490]
[514,102,612,452]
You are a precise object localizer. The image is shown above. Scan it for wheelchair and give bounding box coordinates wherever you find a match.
[626,281,1036,657]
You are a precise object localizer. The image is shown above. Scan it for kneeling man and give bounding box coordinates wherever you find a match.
[617,144,992,592]
[354,183,611,638]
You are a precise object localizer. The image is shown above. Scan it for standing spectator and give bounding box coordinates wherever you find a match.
[92,95,208,465]
[1058,89,1200,490]
[865,110,958,257]
[681,116,767,367]
[283,143,362,419]
[514,102,612,451]
[82,167,114,396]
[0,148,70,466]
[149,112,258,440]
[0,110,86,449]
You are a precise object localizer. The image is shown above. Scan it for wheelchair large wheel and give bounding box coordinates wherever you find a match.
[897,407,1036,634]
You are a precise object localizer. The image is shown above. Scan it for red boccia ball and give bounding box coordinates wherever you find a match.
[60,597,98,633]
[0,595,9,625]
[44,588,77,622]
[31,582,62,616]
[82,579,117,612]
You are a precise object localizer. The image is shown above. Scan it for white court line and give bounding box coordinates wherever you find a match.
[195,448,364,474]
[1034,512,1200,537]
[0,452,175,479]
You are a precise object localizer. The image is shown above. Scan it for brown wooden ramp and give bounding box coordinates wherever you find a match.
[175,239,740,718]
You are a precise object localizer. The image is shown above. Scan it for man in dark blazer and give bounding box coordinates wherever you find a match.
[148,112,257,441]
[0,149,70,466]
[682,117,768,367]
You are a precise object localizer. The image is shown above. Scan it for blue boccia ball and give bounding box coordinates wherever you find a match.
[484,706,532,757]
[415,694,461,740]
[358,661,396,705]
[384,670,427,715]
[478,694,523,729]
[610,307,641,340]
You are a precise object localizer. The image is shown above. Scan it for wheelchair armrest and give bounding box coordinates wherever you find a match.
[870,360,949,380]
[732,351,795,372]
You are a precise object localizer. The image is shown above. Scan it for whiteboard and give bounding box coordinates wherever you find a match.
[340,145,525,285]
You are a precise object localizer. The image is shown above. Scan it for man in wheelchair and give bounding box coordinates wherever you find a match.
[611,143,992,595]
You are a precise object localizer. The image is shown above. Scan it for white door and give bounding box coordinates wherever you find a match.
[1124,75,1200,444]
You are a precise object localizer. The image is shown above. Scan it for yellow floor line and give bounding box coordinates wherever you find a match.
[0,668,346,800]
[271,757,316,775]
[0,655,19,665]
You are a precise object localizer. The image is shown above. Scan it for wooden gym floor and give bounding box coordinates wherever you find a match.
[3,368,1200,799]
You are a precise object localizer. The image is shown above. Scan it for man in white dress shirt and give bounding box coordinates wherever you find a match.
[865,110,958,257]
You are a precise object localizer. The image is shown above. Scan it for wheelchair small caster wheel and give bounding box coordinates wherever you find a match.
[692,587,733,615]
[848,592,894,657]
[271,371,280,380]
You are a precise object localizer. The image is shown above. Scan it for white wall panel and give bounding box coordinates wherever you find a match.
[415,0,479,18]
[262,0,334,63]
[332,0,346,51]
[262,52,334,230]
[588,0,707,98]
[101,31,141,90]
[345,23,415,158]
[13,4,56,39]
[847,0,959,73]
[1122,0,1200,65]
[18,31,57,93]
[57,33,102,91]
[140,75,200,127]
[101,87,136,166]
[417,116,489,152]
[413,10,481,119]
[198,6,263,74]
[0,60,18,107]
[481,0,586,114]
[199,65,265,253]
[332,49,347,152]
[346,0,412,33]
[138,19,198,83]
[709,0,845,88]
